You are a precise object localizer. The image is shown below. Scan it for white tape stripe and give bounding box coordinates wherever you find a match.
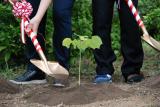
[132,7,136,14]
[30,32,36,40]
[128,0,132,7]
[24,21,29,27]
[33,39,38,46]
[136,15,140,21]
[21,19,25,43]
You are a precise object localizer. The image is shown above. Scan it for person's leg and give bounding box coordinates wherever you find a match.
[92,0,116,76]
[53,0,74,70]
[92,0,116,84]
[10,0,47,84]
[118,0,144,82]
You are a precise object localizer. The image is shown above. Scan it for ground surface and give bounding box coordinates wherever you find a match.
[0,76,160,107]
[0,45,160,107]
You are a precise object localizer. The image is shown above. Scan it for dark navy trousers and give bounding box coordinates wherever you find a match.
[26,0,74,71]
[92,0,144,79]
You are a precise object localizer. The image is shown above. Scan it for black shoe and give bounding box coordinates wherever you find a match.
[126,73,144,84]
[9,70,47,85]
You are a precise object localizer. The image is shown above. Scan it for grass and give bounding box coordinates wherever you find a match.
[0,64,25,79]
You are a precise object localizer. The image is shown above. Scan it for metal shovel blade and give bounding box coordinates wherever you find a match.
[30,59,69,80]
[141,34,160,51]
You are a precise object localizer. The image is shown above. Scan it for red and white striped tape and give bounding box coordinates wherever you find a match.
[23,18,42,53]
[12,0,32,18]
[12,0,33,44]
[10,0,51,75]
[11,0,42,53]
[125,0,144,27]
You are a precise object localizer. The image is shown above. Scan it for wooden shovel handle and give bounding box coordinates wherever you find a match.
[141,25,150,38]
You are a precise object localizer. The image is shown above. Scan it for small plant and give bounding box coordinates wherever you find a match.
[63,33,102,85]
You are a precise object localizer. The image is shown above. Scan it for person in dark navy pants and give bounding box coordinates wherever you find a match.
[9,0,74,86]
[92,0,144,84]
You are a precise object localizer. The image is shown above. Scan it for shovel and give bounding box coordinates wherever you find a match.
[125,0,160,51]
[9,0,69,79]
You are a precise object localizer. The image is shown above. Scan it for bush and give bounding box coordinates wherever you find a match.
[0,4,24,65]
[72,0,92,36]
[139,0,160,40]
[0,1,160,66]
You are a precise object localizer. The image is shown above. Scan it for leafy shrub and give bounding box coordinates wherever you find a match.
[0,4,23,65]
[0,0,160,67]
[139,0,160,40]
[72,0,92,36]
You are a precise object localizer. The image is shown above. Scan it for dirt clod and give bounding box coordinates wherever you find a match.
[0,78,20,94]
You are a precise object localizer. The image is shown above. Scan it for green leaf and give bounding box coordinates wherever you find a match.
[5,53,11,62]
[0,46,6,52]
[79,36,89,41]
[72,39,78,49]
[63,36,102,51]
[88,36,102,49]
[62,38,72,48]
[80,40,88,51]
[72,39,87,51]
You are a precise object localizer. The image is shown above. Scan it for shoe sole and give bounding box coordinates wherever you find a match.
[9,79,47,85]
[53,83,65,87]
[126,74,144,84]
[93,80,112,84]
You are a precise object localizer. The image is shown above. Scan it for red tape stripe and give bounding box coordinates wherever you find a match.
[31,35,37,43]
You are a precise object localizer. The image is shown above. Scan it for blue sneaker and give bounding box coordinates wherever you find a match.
[94,74,112,84]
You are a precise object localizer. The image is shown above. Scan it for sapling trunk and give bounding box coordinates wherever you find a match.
[78,47,82,86]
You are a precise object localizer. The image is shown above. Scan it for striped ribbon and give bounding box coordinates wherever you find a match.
[12,0,33,44]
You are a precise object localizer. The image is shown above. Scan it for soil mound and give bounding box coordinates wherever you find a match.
[0,78,20,94]
[150,75,160,88]
[26,83,131,106]
[141,75,160,89]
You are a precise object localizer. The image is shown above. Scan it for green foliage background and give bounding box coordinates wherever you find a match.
[0,0,160,68]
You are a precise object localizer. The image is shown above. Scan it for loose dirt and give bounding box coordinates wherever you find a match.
[0,78,20,94]
[0,75,160,107]
[0,47,160,107]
